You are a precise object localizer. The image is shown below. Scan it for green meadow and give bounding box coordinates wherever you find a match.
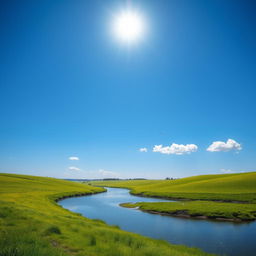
[92,172,256,221]
[92,172,256,202]
[0,173,213,256]
[120,201,256,221]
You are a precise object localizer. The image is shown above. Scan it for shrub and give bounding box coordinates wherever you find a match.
[44,226,61,235]
[89,236,96,246]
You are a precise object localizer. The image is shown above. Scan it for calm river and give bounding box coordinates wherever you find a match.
[59,187,256,256]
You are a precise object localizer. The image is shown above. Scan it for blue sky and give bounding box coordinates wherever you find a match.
[0,0,256,179]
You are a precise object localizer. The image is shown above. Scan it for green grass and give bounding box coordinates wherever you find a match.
[0,173,213,256]
[120,201,256,221]
[91,172,256,202]
[91,172,256,222]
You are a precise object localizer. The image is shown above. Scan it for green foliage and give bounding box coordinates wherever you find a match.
[0,173,213,256]
[89,236,96,246]
[45,226,62,235]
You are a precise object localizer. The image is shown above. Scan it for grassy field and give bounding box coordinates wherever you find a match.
[0,173,214,256]
[91,172,256,221]
[120,201,256,221]
[91,172,256,202]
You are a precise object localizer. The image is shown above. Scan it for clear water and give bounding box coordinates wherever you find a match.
[59,187,256,256]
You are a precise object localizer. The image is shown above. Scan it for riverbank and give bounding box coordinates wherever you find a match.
[0,173,214,256]
[91,172,256,203]
[91,172,256,222]
[120,201,256,222]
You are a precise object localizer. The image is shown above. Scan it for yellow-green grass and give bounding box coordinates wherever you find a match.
[91,172,256,202]
[120,201,256,221]
[0,173,214,256]
[91,172,256,222]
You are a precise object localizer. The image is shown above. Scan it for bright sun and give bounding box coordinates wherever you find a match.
[112,10,146,44]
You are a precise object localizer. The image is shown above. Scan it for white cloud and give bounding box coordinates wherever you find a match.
[69,156,79,161]
[98,169,119,178]
[64,167,120,179]
[207,139,242,152]
[139,148,148,152]
[68,166,80,171]
[153,143,198,155]
[220,169,233,173]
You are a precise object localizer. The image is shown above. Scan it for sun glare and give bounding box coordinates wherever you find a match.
[112,10,146,44]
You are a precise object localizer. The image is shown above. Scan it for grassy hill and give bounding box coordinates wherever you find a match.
[0,173,213,256]
[91,172,256,202]
[91,172,256,221]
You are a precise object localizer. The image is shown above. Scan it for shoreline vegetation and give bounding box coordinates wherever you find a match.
[120,201,256,222]
[91,172,256,222]
[0,173,214,256]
